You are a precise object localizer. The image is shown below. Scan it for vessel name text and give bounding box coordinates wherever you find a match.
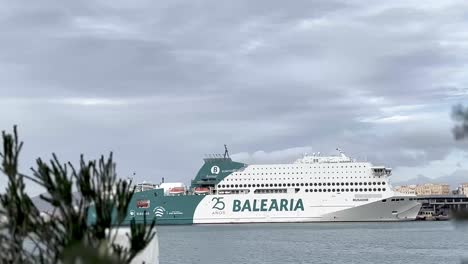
[233,199,304,212]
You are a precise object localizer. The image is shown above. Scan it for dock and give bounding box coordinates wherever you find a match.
[414,195,468,220]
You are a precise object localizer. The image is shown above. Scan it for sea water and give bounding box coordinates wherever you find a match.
[158,221,468,264]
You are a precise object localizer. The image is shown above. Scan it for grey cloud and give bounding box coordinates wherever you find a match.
[1,0,468,194]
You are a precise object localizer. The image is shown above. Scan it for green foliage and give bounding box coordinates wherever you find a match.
[452,104,468,140]
[452,104,468,222]
[0,126,156,263]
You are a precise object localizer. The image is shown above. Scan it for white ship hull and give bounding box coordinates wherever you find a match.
[192,193,421,224]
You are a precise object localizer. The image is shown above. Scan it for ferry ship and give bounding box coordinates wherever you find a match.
[113,147,422,225]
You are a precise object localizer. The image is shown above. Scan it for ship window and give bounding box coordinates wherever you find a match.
[382,182,386,185]
[383,188,386,191]
[373,188,376,191]
[373,182,376,185]
[364,188,367,192]
[327,183,331,186]
[305,183,309,186]
[332,189,335,192]
[345,189,349,192]
[382,199,386,202]
[332,183,335,186]
[350,189,353,192]
[363,182,367,186]
[378,188,381,191]
[287,183,291,187]
[301,183,304,186]
[314,183,317,186]
[305,189,309,192]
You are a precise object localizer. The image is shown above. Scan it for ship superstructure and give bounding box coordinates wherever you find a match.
[93,147,422,225]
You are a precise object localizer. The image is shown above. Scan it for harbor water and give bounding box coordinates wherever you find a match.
[158,221,468,264]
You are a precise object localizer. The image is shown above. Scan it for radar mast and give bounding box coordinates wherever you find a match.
[224,144,230,159]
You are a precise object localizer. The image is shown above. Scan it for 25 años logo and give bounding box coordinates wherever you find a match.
[211,197,225,210]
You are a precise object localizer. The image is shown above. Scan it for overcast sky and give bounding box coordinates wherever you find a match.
[1,0,468,195]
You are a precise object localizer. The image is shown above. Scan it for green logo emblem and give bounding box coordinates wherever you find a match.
[212,197,225,210]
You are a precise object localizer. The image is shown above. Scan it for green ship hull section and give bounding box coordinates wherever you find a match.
[125,189,205,225]
[87,189,206,225]
[87,157,245,225]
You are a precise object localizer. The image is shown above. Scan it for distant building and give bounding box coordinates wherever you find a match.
[394,185,416,195]
[395,183,450,196]
[416,183,450,195]
[457,183,468,197]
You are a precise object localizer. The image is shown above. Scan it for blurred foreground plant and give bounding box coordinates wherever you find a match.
[452,104,468,222]
[0,126,156,263]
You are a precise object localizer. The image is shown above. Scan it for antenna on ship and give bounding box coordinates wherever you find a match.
[224,144,230,159]
[336,148,347,158]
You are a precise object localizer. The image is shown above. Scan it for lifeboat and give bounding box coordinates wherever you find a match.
[194,187,210,194]
[137,199,150,208]
[168,187,185,195]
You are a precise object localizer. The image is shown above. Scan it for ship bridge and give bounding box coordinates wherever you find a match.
[294,148,354,164]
